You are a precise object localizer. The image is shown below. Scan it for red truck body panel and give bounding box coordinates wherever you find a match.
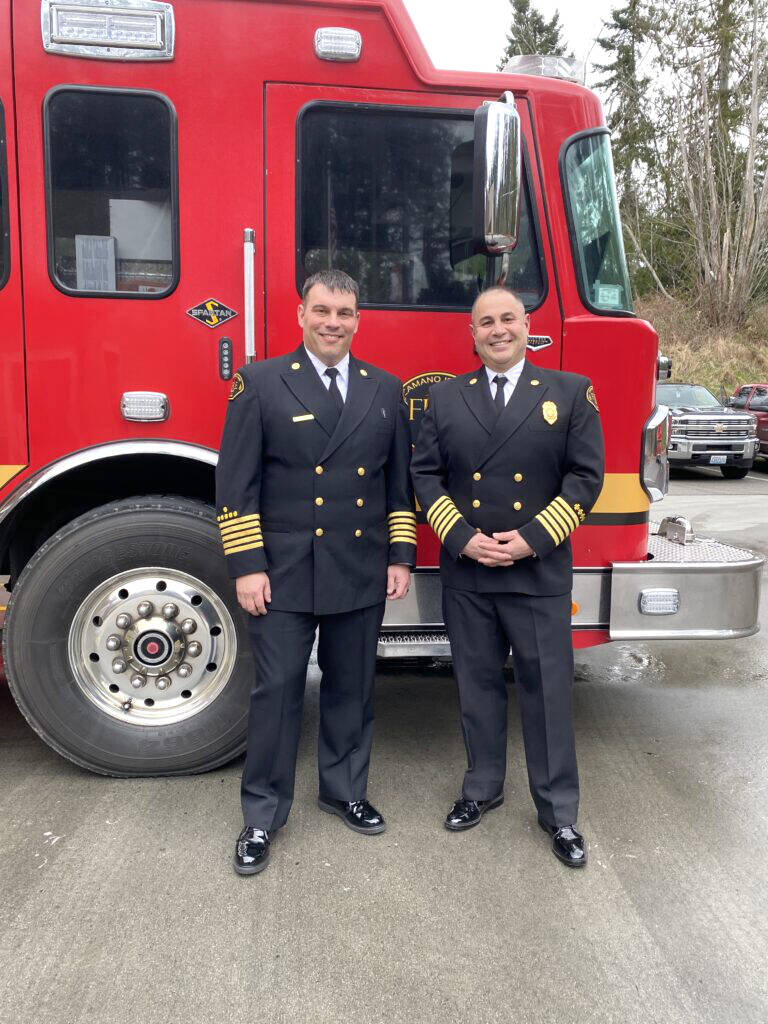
[0,0,659,649]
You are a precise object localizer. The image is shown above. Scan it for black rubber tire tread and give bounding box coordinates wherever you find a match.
[3,496,252,777]
[720,465,750,479]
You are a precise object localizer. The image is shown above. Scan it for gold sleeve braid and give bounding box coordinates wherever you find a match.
[426,495,463,544]
[388,511,417,545]
[534,495,582,546]
[217,512,264,555]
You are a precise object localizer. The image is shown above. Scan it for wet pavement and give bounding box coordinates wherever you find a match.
[1,470,767,1024]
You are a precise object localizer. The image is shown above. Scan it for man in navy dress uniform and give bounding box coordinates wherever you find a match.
[216,270,416,875]
[411,286,604,867]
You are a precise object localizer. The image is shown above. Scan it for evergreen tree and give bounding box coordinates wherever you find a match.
[497,0,568,70]
[592,0,656,278]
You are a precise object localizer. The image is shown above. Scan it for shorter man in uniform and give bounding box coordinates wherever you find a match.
[216,269,416,875]
[411,286,604,867]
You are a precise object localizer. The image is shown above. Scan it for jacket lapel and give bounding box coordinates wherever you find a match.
[477,360,549,467]
[459,368,495,435]
[320,353,378,462]
[279,346,339,437]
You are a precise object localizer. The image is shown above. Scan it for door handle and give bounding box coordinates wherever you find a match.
[243,228,255,364]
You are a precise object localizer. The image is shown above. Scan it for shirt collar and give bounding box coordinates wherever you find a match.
[484,357,525,387]
[304,345,350,385]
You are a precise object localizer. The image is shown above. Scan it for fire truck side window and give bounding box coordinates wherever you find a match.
[298,105,544,309]
[563,131,633,315]
[0,101,8,290]
[44,88,177,297]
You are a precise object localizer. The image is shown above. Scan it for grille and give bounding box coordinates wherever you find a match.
[675,420,751,438]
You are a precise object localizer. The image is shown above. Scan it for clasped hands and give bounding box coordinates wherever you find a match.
[236,564,411,616]
[461,530,533,567]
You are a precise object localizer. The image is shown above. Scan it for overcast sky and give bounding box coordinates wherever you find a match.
[402,0,615,80]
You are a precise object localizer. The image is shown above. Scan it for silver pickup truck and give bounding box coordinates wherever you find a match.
[658,382,759,479]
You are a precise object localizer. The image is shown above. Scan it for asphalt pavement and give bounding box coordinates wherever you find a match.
[1,468,767,1024]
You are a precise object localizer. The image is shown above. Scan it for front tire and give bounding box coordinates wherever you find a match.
[720,465,750,479]
[3,497,253,776]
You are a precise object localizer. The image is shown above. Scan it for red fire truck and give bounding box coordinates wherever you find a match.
[0,0,762,776]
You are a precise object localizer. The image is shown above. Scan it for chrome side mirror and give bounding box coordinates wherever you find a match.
[474,92,522,253]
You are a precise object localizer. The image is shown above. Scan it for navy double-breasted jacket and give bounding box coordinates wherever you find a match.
[411,359,605,596]
[215,345,416,615]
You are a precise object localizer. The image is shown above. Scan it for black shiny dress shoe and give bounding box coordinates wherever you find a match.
[317,796,386,834]
[444,794,503,831]
[539,820,587,867]
[233,826,271,875]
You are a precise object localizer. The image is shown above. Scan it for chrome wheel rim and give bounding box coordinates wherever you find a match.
[68,567,236,727]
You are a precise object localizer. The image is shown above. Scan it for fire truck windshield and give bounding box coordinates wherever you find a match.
[563,131,633,315]
[298,104,544,309]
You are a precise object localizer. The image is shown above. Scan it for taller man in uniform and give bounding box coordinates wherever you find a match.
[216,270,416,875]
[411,286,604,867]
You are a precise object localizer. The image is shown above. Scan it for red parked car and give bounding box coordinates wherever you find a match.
[730,384,768,457]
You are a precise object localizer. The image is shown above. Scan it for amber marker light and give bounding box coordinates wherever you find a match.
[571,602,580,616]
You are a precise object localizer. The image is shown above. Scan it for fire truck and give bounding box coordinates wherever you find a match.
[0,0,762,776]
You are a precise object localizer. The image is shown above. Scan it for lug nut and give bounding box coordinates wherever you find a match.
[156,675,171,691]
[121,699,133,712]
[106,635,122,652]
[162,602,179,620]
[137,601,154,618]
[180,618,197,635]
[177,663,193,679]
[115,613,132,630]
[130,674,147,689]
[187,641,202,658]
[112,658,127,674]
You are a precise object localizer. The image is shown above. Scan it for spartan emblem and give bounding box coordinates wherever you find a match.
[228,373,245,401]
[187,298,238,328]
[586,385,599,412]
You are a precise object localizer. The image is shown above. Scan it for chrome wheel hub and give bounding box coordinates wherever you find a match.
[68,568,237,726]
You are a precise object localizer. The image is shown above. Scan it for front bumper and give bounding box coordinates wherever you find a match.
[668,436,758,465]
[609,532,763,640]
[378,531,763,655]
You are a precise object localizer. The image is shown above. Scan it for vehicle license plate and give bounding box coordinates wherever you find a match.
[710,455,727,464]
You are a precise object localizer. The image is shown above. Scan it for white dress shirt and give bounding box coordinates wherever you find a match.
[484,358,525,407]
[304,346,350,401]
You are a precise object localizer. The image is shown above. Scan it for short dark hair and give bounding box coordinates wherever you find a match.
[301,269,360,307]
[470,286,526,320]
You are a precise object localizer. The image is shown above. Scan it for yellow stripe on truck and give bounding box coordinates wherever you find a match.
[591,473,650,515]
[0,465,26,489]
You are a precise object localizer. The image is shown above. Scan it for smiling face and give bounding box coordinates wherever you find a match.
[298,283,360,366]
[470,289,530,373]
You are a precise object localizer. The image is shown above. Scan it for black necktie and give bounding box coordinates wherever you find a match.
[493,375,508,417]
[324,367,344,419]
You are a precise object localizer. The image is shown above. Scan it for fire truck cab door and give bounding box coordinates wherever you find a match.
[0,48,28,491]
[264,84,562,379]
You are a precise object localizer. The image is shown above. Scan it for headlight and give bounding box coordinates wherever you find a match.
[747,418,757,436]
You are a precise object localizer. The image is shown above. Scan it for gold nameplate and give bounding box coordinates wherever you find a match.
[292,413,315,422]
[542,401,557,425]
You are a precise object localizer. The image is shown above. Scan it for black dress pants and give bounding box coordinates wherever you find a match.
[442,587,578,828]
[241,602,385,830]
